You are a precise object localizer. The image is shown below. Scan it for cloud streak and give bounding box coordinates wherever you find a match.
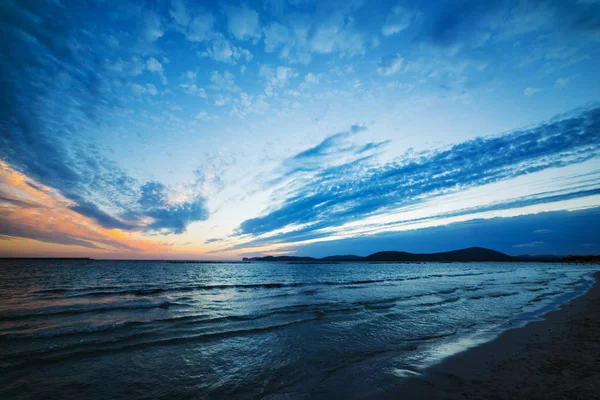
[235,106,600,246]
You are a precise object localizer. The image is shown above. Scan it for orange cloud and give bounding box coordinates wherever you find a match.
[0,161,166,257]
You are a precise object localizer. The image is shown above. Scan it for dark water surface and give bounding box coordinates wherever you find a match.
[0,260,597,399]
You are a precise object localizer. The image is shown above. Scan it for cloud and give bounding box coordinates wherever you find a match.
[261,15,312,63]
[225,185,600,252]
[225,5,262,42]
[235,106,600,242]
[146,57,168,84]
[231,92,269,117]
[401,0,600,56]
[178,71,208,99]
[106,56,168,85]
[139,10,164,43]
[555,76,576,88]
[0,162,163,252]
[0,1,209,236]
[382,5,415,36]
[267,124,387,185]
[179,83,208,98]
[260,2,367,61]
[131,83,158,96]
[137,182,209,234]
[187,13,216,42]
[271,207,600,257]
[357,140,391,154]
[524,87,542,96]
[196,111,217,121]
[290,125,367,159]
[203,33,235,63]
[259,65,298,96]
[310,21,365,57]
[209,70,238,92]
[105,57,146,76]
[264,22,292,52]
[169,0,192,27]
[178,70,207,97]
[214,94,230,106]
[377,54,404,76]
[513,241,545,248]
[169,0,215,42]
[304,72,319,84]
[293,132,354,160]
[201,33,253,64]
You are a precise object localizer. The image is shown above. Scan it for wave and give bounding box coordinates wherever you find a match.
[0,300,369,341]
[351,285,480,311]
[564,278,587,287]
[463,285,485,292]
[34,286,125,295]
[511,279,553,286]
[468,291,520,300]
[26,271,502,301]
[437,288,459,295]
[488,291,520,298]
[2,317,321,368]
[531,291,563,303]
[57,283,295,298]
[403,330,457,342]
[419,297,461,307]
[0,320,147,340]
[362,301,397,310]
[0,301,187,322]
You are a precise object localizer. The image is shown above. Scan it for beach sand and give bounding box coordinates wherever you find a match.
[374,271,600,399]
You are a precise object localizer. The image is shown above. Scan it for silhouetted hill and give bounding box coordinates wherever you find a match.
[365,247,514,262]
[243,247,516,262]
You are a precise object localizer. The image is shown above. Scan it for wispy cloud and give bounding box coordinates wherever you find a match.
[514,241,545,248]
[234,106,600,246]
[269,124,385,185]
[524,87,542,96]
[377,54,404,76]
[382,6,415,36]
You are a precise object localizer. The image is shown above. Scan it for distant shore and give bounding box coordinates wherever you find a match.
[374,271,600,399]
[243,247,600,264]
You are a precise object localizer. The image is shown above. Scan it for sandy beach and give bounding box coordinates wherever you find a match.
[376,271,600,399]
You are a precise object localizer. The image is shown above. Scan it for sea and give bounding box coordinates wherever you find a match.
[0,259,597,399]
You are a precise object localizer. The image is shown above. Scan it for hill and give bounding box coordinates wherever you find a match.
[243,247,516,263]
[364,247,514,262]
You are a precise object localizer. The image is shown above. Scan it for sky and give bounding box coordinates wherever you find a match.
[0,0,599,259]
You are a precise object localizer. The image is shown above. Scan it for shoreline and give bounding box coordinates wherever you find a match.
[373,271,600,399]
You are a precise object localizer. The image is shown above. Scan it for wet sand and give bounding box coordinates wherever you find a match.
[375,271,600,399]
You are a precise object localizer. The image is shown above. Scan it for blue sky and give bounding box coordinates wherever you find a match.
[0,0,599,258]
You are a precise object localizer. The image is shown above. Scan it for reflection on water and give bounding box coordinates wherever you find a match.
[0,260,597,399]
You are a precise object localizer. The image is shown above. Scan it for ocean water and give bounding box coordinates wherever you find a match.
[0,260,597,399]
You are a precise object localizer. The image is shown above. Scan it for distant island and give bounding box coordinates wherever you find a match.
[242,247,599,263]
